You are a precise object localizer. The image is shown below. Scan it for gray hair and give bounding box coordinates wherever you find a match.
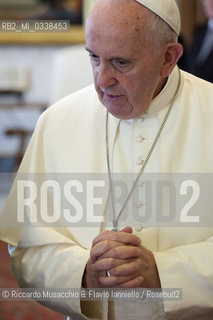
[146,11,178,52]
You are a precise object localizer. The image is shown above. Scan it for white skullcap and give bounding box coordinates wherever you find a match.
[135,0,181,35]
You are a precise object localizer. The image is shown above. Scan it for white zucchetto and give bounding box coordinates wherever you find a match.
[135,0,181,35]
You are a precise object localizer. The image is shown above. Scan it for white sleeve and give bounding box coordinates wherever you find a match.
[154,234,213,319]
[9,243,90,319]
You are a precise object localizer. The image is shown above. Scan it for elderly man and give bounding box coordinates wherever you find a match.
[0,0,213,319]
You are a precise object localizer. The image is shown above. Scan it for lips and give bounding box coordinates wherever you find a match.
[107,94,121,98]
[104,93,124,102]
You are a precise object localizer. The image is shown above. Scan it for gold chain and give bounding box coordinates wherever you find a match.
[106,68,181,230]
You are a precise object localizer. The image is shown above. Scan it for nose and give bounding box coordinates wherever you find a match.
[95,62,117,89]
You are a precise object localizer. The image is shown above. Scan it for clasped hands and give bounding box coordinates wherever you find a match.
[82,227,161,289]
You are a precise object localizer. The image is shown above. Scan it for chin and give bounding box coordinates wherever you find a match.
[107,106,134,120]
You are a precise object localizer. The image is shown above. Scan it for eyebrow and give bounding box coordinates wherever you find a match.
[85,48,95,55]
[85,48,130,62]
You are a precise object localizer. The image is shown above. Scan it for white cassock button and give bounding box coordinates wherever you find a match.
[137,202,144,209]
[134,225,143,232]
[136,136,144,143]
[138,180,144,187]
[136,117,144,124]
[136,158,144,166]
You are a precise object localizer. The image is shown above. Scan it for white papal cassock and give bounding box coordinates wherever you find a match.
[0,66,213,319]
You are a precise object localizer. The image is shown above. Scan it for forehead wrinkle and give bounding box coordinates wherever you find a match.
[86,0,151,43]
[86,26,141,62]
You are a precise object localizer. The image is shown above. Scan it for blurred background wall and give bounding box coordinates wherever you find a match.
[177,0,207,46]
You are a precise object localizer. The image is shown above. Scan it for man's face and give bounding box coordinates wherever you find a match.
[202,0,213,19]
[85,3,165,120]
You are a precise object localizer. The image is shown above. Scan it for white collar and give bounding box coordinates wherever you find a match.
[144,65,181,116]
[110,65,182,126]
[125,65,182,123]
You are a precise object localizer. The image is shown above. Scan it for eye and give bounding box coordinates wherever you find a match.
[113,58,129,68]
[89,53,100,64]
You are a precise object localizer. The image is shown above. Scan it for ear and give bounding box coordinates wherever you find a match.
[160,42,183,77]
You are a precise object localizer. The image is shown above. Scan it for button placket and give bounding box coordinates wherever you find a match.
[137,201,144,209]
[136,135,145,143]
[134,225,144,232]
[134,116,146,169]
[136,117,145,125]
[136,158,144,166]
